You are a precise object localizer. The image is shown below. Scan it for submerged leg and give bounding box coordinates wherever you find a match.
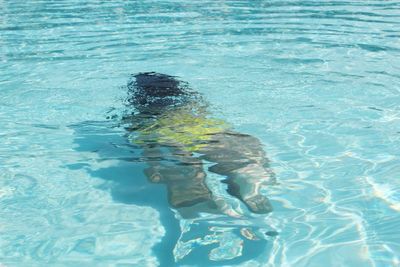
[223,163,273,214]
[143,145,213,208]
[199,132,275,214]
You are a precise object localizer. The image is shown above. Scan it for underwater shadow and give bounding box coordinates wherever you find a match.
[67,120,271,266]
[66,72,277,266]
[67,121,180,267]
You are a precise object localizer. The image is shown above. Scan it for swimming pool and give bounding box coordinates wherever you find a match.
[1,0,399,266]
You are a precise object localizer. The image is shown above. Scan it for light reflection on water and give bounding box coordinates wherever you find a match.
[1,0,400,266]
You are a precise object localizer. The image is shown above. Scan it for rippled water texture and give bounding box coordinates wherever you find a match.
[1,0,400,266]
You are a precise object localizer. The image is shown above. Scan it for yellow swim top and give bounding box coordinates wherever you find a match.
[133,108,229,152]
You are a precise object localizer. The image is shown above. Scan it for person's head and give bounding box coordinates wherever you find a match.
[127,72,197,113]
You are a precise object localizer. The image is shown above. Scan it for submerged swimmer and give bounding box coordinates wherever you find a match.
[124,72,275,216]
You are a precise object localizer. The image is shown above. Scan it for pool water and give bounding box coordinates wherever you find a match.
[1,0,400,266]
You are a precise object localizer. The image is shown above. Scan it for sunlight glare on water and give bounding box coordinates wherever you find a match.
[1,0,400,266]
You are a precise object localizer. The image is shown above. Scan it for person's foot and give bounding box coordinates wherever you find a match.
[242,194,273,214]
[169,194,211,208]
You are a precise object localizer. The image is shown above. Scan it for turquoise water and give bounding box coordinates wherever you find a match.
[1,0,400,266]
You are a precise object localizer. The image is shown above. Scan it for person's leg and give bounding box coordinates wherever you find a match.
[199,132,275,214]
[143,145,213,209]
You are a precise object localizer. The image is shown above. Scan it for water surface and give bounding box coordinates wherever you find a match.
[1,0,400,266]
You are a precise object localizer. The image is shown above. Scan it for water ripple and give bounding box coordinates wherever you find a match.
[1,0,400,266]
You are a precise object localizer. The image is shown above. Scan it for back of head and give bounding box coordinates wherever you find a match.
[134,72,182,97]
[127,72,197,113]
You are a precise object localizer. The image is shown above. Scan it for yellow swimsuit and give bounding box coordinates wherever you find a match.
[133,109,229,152]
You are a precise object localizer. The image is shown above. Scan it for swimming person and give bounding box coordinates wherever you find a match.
[124,72,275,217]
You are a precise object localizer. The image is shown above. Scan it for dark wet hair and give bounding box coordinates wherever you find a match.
[127,72,197,111]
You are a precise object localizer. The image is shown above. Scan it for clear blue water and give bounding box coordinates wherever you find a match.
[1,0,400,266]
